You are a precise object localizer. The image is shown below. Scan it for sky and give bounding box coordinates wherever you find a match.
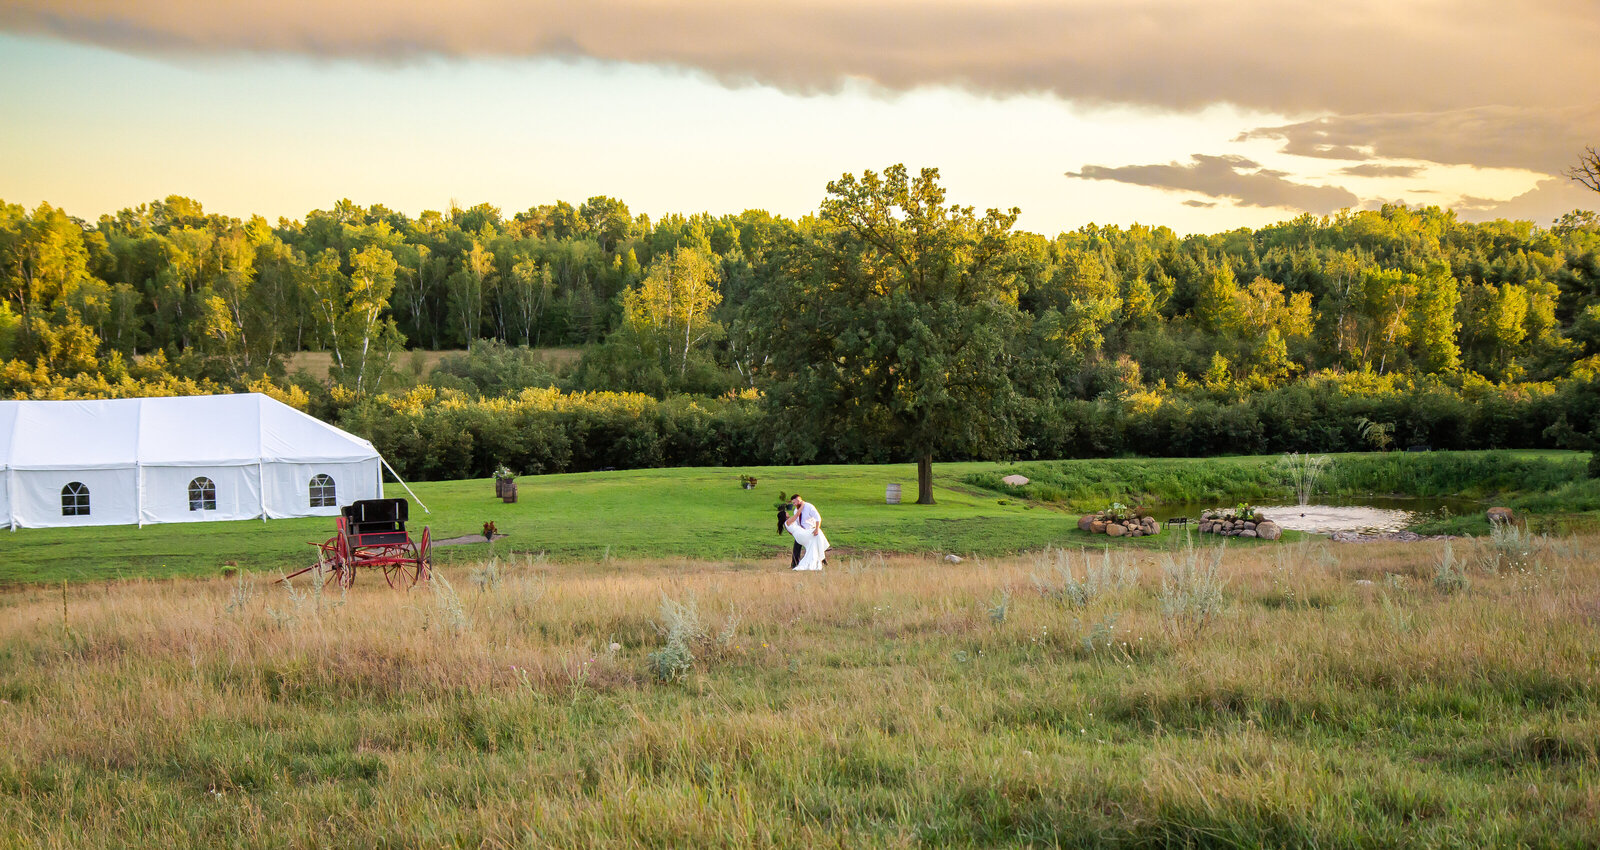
[1,0,1597,236]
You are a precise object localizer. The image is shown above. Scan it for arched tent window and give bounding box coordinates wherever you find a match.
[61,482,90,516]
[188,477,217,511]
[309,474,337,508]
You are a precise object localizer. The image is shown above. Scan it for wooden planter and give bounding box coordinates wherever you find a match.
[885,483,902,505]
[501,481,518,503]
[495,478,516,499]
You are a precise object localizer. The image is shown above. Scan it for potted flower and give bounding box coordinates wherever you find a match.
[739,474,759,490]
[494,464,516,499]
[482,520,498,542]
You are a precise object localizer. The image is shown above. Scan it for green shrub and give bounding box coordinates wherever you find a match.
[1159,539,1228,632]
[647,594,705,683]
[1433,543,1470,594]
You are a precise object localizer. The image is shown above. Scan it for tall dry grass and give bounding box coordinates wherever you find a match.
[2,538,1598,847]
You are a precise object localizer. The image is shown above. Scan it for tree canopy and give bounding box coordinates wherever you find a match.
[1,169,1598,480]
[749,165,1026,503]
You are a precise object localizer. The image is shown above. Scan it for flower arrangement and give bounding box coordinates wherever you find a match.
[739,474,759,489]
[482,520,498,542]
[493,464,516,481]
[1101,501,1147,523]
[1212,503,1261,523]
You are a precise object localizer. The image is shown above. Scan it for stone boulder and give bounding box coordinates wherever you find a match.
[1090,520,1107,534]
[1001,474,1030,486]
[1255,520,1282,541]
[1078,514,1097,532]
[1486,507,1514,524]
[1105,523,1127,537]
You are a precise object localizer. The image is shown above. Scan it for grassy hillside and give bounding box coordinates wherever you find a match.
[2,451,1592,586]
[1,537,1596,846]
[971,450,1593,508]
[0,462,1118,585]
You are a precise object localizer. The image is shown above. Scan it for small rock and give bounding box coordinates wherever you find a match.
[1001,474,1030,486]
[1128,529,1141,537]
[1240,529,1257,538]
[1255,521,1281,541]
[944,554,963,564]
[1105,523,1127,537]
[1243,521,1257,531]
[1078,514,1097,532]
[1147,521,1162,535]
[1486,507,1514,524]
[1090,520,1107,534]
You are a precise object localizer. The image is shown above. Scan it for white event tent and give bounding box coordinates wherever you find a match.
[0,393,388,529]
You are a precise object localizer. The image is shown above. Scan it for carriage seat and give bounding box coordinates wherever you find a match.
[343,498,411,546]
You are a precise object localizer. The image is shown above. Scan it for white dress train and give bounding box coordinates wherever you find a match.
[787,519,830,571]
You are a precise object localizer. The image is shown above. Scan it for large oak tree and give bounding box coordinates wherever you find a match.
[751,165,1025,504]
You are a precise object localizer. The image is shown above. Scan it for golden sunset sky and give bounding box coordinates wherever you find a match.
[2,0,1596,232]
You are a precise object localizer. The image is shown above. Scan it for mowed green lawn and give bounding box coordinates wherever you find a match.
[0,462,1107,585]
[8,449,1588,586]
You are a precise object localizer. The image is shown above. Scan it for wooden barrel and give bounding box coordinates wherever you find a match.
[885,483,901,505]
[501,482,518,504]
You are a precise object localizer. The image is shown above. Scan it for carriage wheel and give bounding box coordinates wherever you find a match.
[382,556,426,590]
[332,559,355,589]
[317,550,354,589]
[385,528,432,589]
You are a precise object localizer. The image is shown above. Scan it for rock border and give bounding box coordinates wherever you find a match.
[1076,512,1161,538]
[1196,511,1281,540]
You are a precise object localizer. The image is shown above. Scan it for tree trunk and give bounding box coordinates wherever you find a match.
[916,450,935,505]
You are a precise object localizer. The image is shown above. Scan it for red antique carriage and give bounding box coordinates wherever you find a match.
[282,498,432,589]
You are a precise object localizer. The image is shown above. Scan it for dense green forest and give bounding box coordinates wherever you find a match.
[3,173,1598,481]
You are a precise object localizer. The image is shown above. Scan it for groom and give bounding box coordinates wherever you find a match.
[790,494,828,566]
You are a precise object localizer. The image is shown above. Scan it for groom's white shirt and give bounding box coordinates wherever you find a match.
[798,502,821,532]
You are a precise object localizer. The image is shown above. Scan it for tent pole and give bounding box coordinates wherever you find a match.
[379,456,429,513]
[134,398,144,528]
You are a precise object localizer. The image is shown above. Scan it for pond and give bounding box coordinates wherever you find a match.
[1145,496,1480,535]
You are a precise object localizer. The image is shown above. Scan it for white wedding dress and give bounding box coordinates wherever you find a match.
[787,517,829,571]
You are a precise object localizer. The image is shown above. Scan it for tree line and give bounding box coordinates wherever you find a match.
[2,170,1598,490]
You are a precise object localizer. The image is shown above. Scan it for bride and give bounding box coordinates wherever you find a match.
[779,506,829,571]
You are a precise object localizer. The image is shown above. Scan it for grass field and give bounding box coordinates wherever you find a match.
[284,348,583,382]
[0,462,1127,585]
[1,534,1596,846]
[3,452,1594,586]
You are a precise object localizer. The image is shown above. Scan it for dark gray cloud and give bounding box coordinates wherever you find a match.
[1183,200,1217,208]
[1454,177,1598,224]
[1242,105,1600,176]
[1067,154,1358,214]
[1,0,1594,119]
[1337,163,1424,178]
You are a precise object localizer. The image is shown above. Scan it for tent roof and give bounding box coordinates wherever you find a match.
[0,394,378,470]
